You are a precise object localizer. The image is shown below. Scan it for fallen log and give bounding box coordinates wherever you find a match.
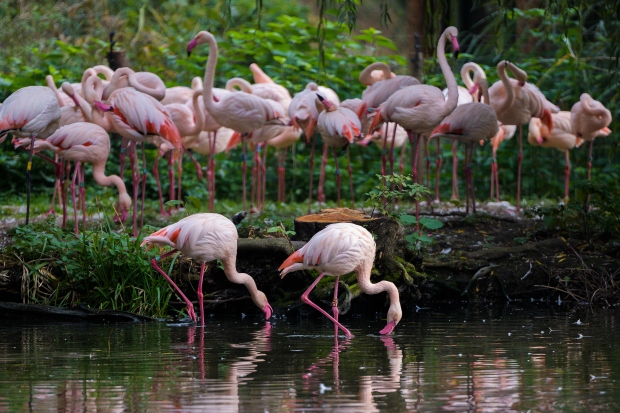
[0,302,155,322]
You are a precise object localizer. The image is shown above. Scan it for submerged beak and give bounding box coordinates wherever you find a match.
[263,303,273,320]
[379,320,397,335]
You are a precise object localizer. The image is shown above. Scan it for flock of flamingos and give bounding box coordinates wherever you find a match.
[0,27,613,335]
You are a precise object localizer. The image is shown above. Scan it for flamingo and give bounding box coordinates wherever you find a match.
[249,63,293,111]
[13,122,131,234]
[357,122,408,183]
[0,85,61,223]
[358,62,395,86]
[488,60,559,211]
[102,67,167,101]
[86,75,182,236]
[369,26,460,230]
[570,93,613,181]
[527,111,585,199]
[160,76,203,105]
[141,213,273,325]
[315,94,361,207]
[429,77,499,214]
[187,30,283,211]
[279,223,402,337]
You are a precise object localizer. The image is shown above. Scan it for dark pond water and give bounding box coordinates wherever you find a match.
[1,304,620,412]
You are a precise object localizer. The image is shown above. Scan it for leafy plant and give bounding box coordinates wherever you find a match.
[400,214,444,251]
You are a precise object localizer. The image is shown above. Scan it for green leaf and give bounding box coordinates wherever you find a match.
[399,214,418,225]
[419,217,443,230]
[165,200,184,207]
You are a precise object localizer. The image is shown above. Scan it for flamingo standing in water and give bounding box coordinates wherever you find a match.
[187,30,283,211]
[0,86,61,223]
[279,223,401,337]
[527,111,585,200]
[488,60,559,211]
[570,93,612,181]
[369,26,460,231]
[142,213,273,325]
[429,77,499,214]
[315,94,361,207]
[13,122,131,234]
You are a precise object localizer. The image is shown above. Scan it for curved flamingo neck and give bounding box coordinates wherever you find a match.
[359,62,392,86]
[201,33,219,117]
[84,76,112,131]
[438,32,458,117]
[221,257,261,302]
[480,79,491,106]
[226,77,253,93]
[187,89,205,135]
[356,261,399,305]
[92,162,127,196]
[496,62,515,114]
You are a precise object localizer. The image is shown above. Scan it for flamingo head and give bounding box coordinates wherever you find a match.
[445,26,459,58]
[251,290,273,320]
[187,31,214,57]
[115,193,132,223]
[367,107,384,133]
[468,82,479,96]
[379,302,402,335]
[316,93,336,112]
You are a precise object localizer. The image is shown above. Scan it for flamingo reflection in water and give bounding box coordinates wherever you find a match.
[299,335,404,412]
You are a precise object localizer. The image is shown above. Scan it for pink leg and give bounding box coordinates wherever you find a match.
[301,272,352,337]
[150,250,197,322]
[307,135,316,213]
[381,123,389,185]
[277,150,285,203]
[424,135,430,188]
[464,143,470,214]
[197,261,206,326]
[176,152,183,206]
[262,143,268,210]
[250,145,259,211]
[333,147,341,207]
[409,132,421,232]
[332,275,340,337]
[62,160,69,229]
[517,124,523,212]
[79,163,86,232]
[470,142,476,214]
[587,140,593,181]
[435,137,442,202]
[153,151,169,216]
[140,144,147,225]
[346,147,355,208]
[129,143,139,237]
[167,151,175,214]
[186,150,204,181]
[452,141,459,201]
[71,162,80,235]
[564,149,570,200]
[209,131,218,212]
[388,125,397,211]
[119,138,128,178]
[242,137,248,211]
[317,144,328,204]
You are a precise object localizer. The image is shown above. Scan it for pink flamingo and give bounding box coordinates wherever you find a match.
[570,93,613,181]
[316,94,361,207]
[86,75,182,236]
[488,60,559,211]
[356,63,419,119]
[160,76,203,105]
[527,111,585,199]
[359,62,395,86]
[102,67,167,101]
[141,213,273,325]
[249,63,293,111]
[187,30,283,211]
[13,122,131,234]
[0,85,61,223]
[279,223,402,337]
[369,26,460,230]
[357,122,408,183]
[429,76,499,214]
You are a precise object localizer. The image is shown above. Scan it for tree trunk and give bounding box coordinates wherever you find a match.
[515,0,543,54]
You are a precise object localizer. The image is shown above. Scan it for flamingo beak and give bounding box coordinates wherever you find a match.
[263,303,273,320]
[602,127,612,135]
[368,107,383,132]
[536,135,544,145]
[450,35,460,58]
[94,101,113,112]
[518,81,525,87]
[379,320,396,335]
[187,38,198,57]
[468,83,479,96]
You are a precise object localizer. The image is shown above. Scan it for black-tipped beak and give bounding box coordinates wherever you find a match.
[453,50,459,59]
[316,93,324,102]
[187,50,192,57]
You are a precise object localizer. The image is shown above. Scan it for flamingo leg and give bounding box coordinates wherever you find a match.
[388,125,397,211]
[177,152,183,206]
[262,143,268,210]
[197,261,206,326]
[250,144,259,212]
[435,137,442,202]
[242,136,248,211]
[167,150,175,214]
[277,149,285,203]
[79,163,86,233]
[62,160,69,229]
[119,137,128,178]
[25,136,36,225]
[381,123,389,185]
[300,272,352,338]
[346,147,355,208]
[209,131,217,212]
[333,275,340,337]
[424,135,430,188]
[153,151,168,216]
[470,142,477,214]
[333,147,341,208]
[186,150,204,181]
[398,144,405,207]
[564,149,571,200]
[409,131,421,233]
[150,250,197,322]
[130,143,139,237]
[516,124,523,212]
[307,135,316,213]
[464,143,470,214]
[587,140,593,182]
[141,144,148,225]
[71,161,80,235]
[317,144,328,204]
[452,140,459,201]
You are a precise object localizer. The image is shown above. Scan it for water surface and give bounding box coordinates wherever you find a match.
[1,304,619,412]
